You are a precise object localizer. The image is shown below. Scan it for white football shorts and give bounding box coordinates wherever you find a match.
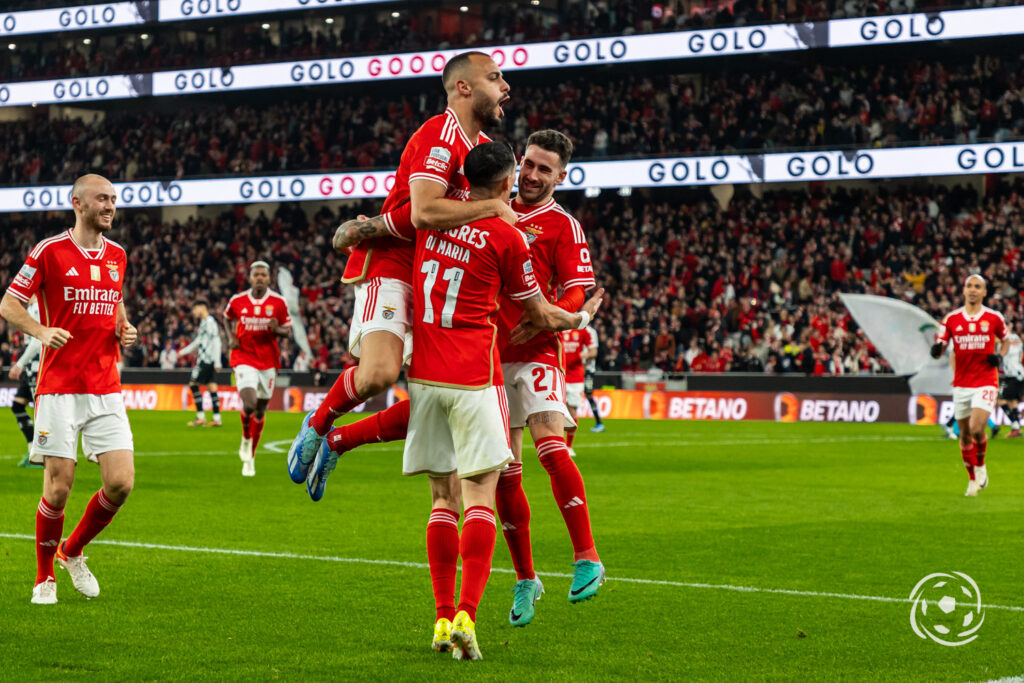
[30,393,134,464]
[565,382,585,410]
[234,365,276,400]
[404,383,513,478]
[502,362,576,429]
[349,277,413,365]
[952,385,998,420]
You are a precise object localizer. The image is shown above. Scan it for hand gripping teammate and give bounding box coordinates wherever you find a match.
[287,51,515,500]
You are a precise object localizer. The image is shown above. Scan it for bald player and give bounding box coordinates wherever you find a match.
[289,51,516,500]
[1,174,138,604]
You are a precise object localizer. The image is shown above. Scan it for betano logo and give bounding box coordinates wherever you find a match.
[774,394,881,422]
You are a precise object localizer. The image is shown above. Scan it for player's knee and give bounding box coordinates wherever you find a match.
[105,473,134,504]
[44,478,72,507]
[356,364,399,396]
[254,407,266,419]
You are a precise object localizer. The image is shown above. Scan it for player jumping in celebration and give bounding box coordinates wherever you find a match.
[288,51,515,499]
[582,324,605,432]
[998,321,1023,438]
[930,274,1008,495]
[224,262,291,477]
[394,142,603,658]
[179,299,223,427]
[10,296,42,467]
[0,174,137,605]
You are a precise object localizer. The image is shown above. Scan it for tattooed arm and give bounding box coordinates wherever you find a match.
[333,214,391,251]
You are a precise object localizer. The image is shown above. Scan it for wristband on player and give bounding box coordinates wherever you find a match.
[576,311,591,330]
[930,342,944,359]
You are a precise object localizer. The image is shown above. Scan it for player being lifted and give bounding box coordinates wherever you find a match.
[397,142,603,658]
[0,174,137,605]
[930,274,1009,495]
[288,51,515,499]
[317,131,607,620]
[179,299,223,427]
[9,295,42,467]
[224,262,291,477]
[997,321,1023,438]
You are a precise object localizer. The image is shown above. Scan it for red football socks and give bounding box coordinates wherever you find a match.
[565,429,577,448]
[328,400,409,453]
[240,411,252,439]
[496,462,534,580]
[536,436,599,562]
[457,506,497,622]
[975,435,987,467]
[250,416,265,458]
[64,489,122,557]
[960,441,977,480]
[311,367,364,436]
[426,508,459,622]
[35,497,64,585]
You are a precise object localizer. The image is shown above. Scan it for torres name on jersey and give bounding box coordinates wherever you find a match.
[938,306,1008,388]
[409,217,540,389]
[224,289,291,370]
[343,108,489,285]
[6,230,127,395]
[497,198,595,367]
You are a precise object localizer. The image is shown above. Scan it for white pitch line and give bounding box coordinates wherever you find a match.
[1,532,1021,613]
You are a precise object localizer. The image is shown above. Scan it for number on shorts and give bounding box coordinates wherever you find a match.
[420,260,465,329]
[531,365,557,393]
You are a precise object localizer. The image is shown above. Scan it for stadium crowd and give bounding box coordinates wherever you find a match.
[4,0,1021,81]
[3,54,1024,187]
[3,179,1023,376]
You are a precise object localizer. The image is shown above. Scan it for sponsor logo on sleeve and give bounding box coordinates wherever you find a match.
[424,147,451,174]
[19,264,36,279]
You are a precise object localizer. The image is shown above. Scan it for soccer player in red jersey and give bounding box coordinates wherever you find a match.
[387,142,602,658]
[930,274,1009,496]
[0,174,138,605]
[288,51,515,497]
[560,328,588,452]
[224,261,291,477]
[321,131,607,619]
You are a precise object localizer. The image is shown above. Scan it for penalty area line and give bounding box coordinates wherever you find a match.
[1,533,1022,613]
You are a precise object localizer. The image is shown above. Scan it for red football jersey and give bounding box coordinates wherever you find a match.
[343,108,489,285]
[497,198,595,366]
[224,289,291,370]
[409,219,541,389]
[6,230,127,395]
[561,329,587,383]
[938,306,1007,388]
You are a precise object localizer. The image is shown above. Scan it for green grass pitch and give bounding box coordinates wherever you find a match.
[2,411,1024,681]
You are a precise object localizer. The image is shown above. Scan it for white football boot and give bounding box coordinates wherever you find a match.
[238,436,252,462]
[975,465,988,491]
[965,480,981,496]
[31,579,57,605]
[57,545,100,598]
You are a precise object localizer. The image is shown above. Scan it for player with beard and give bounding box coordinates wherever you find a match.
[1,174,138,605]
[313,131,606,619]
[288,51,515,500]
[930,274,1008,495]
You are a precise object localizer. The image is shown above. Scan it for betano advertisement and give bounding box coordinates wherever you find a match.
[0,384,993,425]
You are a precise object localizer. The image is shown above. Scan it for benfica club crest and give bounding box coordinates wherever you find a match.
[382,305,396,320]
[266,305,274,316]
[981,321,990,332]
[37,430,48,446]
[106,264,119,282]
[521,223,543,244]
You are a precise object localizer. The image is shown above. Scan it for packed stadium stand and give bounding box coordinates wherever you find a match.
[3,0,1024,378]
